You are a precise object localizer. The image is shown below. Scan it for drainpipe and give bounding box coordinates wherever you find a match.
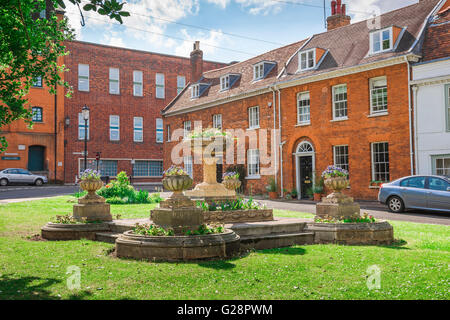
[412,85,419,174]
[54,67,58,184]
[270,87,278,186]
[276,87,284,198]
[405,56,414,175]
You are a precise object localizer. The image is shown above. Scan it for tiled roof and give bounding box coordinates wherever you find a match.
[421,3,450,62]
[163,0,442,116]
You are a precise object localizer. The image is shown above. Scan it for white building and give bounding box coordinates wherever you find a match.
[412,57,450,177]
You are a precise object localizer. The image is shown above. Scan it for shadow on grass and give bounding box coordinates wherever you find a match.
[381,239,409,250]
[257,247,307,256]
[0,274,92,300]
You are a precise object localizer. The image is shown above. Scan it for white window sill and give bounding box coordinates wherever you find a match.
[247,126,260,131]
[369,186,381,189]
[295,122,311,127]
[246,175,261,180]
[368,112,389,118]
[330,117,348,122]
[133,176,163,179]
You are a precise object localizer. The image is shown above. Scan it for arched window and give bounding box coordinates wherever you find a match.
[296,141,314,154]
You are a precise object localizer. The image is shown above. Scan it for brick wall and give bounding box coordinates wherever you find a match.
[64,41,225,183]
[163,63,413,200]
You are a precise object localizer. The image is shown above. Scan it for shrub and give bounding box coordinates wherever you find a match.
[106,197,127,205]
[133,223,174,236]
[183,224,225,236]
[266,177,277,192]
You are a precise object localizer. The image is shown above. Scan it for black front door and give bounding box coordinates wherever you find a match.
[28,146,45,171]
[300,156,313,199]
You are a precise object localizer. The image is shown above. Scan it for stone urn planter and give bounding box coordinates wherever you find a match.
[324,177,349,193]
[80,179,103,195]
[222,178,241,191]
[162,175,193,194]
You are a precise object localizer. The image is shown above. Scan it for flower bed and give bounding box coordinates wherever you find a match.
[314,213,376,224]
[132,223,225,237]
[197,198,264,212]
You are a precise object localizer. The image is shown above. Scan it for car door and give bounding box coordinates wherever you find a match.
[399,177,428,209]
[7,169,20,184]
[426,177,450,211]
[19,169,34,184]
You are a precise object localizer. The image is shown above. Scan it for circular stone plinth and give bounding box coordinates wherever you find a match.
[115,230,241,262]
[306,221,394,245]
[41,222,110,241]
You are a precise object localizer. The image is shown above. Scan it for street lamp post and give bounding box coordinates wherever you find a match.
[82,105,90,172]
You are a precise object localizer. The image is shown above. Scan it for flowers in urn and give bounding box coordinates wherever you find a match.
[80,169,101,181]
[164,165,189,177]
[222,171,241,190]
[321,165,349,193]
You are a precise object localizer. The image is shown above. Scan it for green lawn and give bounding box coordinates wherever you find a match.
[0,196,448,300]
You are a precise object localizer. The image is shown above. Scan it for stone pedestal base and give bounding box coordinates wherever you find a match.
[185,182,236,198]
[73,202,112,222]
[316,192,360,220]
[151,206,204,234]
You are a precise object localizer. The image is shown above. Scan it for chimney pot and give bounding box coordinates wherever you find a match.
[327,0,351,31]
[190,41,203,83]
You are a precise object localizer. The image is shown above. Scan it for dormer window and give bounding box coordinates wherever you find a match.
[191,84,200,99]
[254,63,264,80]
[220,75,230,91]
[299,49,316,71]
[370,27,393,54]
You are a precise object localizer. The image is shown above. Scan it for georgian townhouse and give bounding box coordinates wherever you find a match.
[63,40,225,184]
[162,0,447,200]
[412,1,450,178]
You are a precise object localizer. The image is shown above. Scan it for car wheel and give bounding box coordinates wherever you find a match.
[0,178,8,186]
[35,179,44,186]
[388,196,404,213]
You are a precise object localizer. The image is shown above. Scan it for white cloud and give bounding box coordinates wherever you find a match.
[348,0,418,22]
[174,28,228,57]
[207,0,231,9]
[236,0,283,15]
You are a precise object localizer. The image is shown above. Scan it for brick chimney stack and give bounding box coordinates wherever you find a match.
[327,0,351,31]
[190,41,203,83]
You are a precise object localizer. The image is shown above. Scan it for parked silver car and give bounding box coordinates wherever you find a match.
[0,168,48,186]
[378,175,450,213]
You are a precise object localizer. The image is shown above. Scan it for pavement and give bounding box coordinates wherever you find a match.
[0,185,449,226]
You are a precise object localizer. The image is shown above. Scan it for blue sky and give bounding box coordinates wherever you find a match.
[65,0,419,63]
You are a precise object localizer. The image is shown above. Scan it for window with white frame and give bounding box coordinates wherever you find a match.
[184,121,191,138]
[253,63,264,80]
[133,70,143,97]
[184,156,193,178]
[156,118,163,143]
[191,84,200,98]
[32,107,43,122]
[133,160,163,177]
[78,64,89,92]
[247,149,260,177]
[333,84,348,120]
[432,155,450,177]
[133,117,143,142]
[334,145,349,173]
[299,49,315,71]
[446,85,450,131]
[156,73,165,99]
[177,76,186,95]
[370,77,388,114]
[371,142,389,182]
[297,92,310,125]
[248,106,260,129]
[220,75,230,90]
[33,76,42,87]
[109,115,120,141]
[109,68,120,94]
[167,125,171,142]
[370,28,392,54]
[213,114,222,129]
[81,160,117,177]
[78,113,89,140]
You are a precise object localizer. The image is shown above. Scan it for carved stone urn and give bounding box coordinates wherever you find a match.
[163,175,193,194]
[324,177,349,194]
[80,179,103,197]
[222,178,241,191]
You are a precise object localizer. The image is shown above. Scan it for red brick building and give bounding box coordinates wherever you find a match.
[163,0,446,200]
[63,40,226,184]
[0,8,65,183]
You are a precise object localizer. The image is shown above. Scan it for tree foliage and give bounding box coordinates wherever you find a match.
[0,0,129,151]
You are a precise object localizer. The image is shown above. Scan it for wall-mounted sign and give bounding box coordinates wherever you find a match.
[4,153,18,156]
[2,157,20,160]
[18,145,26,150]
